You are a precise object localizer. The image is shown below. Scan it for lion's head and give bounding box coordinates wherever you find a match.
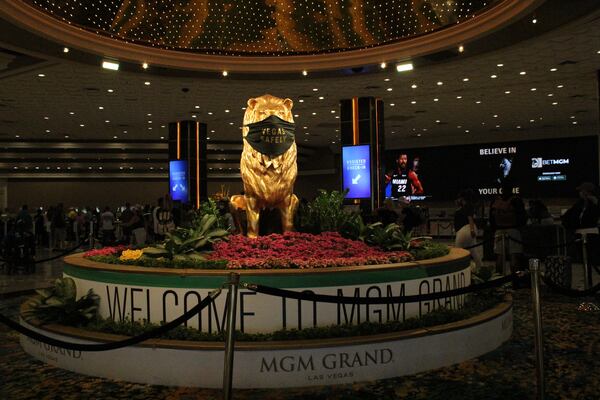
[243,94,294,138]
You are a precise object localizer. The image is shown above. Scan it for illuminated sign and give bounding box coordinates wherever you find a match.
[342,145,371,199]
[169,160,189,202]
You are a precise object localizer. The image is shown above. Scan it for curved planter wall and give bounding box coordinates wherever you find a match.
[63,248,472,333]
[20,300,512,388]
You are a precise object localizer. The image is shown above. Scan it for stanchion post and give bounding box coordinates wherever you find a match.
[581,234,591,290]
[529,258,545,400]
[500,232,508,275]
[223,273,239,400]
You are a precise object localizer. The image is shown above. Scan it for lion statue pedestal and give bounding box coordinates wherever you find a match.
[230,94,299,238]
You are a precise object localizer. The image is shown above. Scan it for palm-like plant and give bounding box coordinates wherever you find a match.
[22,277,99,326]
[143,214,229,261]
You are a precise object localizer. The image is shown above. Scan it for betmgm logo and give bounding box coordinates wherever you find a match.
[532,157,570,168]
[531,157,543,168]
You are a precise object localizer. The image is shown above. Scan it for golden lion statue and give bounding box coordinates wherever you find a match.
[230,94,299,238]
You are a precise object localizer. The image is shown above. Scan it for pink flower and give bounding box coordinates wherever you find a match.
[84,245,129,258]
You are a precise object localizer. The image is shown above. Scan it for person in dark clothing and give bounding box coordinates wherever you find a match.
[562,182,600,230]
[489,181,527,275]
[454,190,481,269]
[34,209,45,245]
[376,199,399,226]
[16,205,33,233]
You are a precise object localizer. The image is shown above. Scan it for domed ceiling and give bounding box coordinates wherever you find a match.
[25,0,499,56]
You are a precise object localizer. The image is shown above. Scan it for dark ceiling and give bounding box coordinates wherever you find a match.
[24,0,499,56]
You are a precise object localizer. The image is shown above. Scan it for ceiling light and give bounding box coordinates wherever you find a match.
[298,99,304,103]
[98,106,104,110]
[389,103,395,107]
[411,84,417,89]
[102,60,119,71]
[312,112,316,115]
[64,135,69,138]
[384,78,390,82]
[570,116,576,119]
[557,85,564,88]
[148,120,152,123]
[433,98,439,102]
[69,111,74,115]
[380,62,387,69]
[225,109,230,113]
[456,95,462,99]
[493,114,498,118]
[113,136,118,139]
[465,130,470,133]
[505,91,511,94]
[530,88,537,91]
[222,70,228,77]
[411,100,416,104]
[497,63,504,67]
[491,75,497,79]
[319,96,324,99]
[144,81,151,85]
[44,116,49,120]
[195,105,200,109]
[550,68,557,72]
[79,124,85,127]
[462,78,469,82]
[437,81,443,86]
[436,120,440,123]
[208,112,213,115]
[302,70,308,76]
[142,62,149,69]
[312,88,319,92]
[45,129,50,133]
[387,88,393,92]
[530,119,535,123]
[160,136,164,139]
[107,89,114,93]
[123,130,127,133]
[331,110,336,113]
[15,135,20,138]
[37,73,45,78]
[458,45,464,53]
[519,71,526,75]
[396,62,413,72]
[547,93,554,97]
[63,47,69,53]
[552,102,558,105]
[532,18,537,24]
[475,100,482,104]
[572,121,578,125]
[105,120,110,123]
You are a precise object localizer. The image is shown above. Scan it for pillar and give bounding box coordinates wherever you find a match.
[168,120,208,208]
[339,97,385,211]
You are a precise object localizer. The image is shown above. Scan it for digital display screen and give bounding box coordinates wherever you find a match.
[169,160,189,202]
[342,144,371,199]
[385,136,598,200]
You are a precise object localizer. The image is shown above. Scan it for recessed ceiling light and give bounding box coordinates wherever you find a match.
[570,115,576,119]
[98,106,104,110]
[63,47,69,53]
[572,121,578,125]
[384,78,390,82]
[195,105,200,109]
[456,95,462,99]
[396,62,413,72]
[144,81,151,86]
[433,98,439,102]
[312,112,316,115]
[45,129,51,133]
[102,60,119,71]
[148,120,153,123]
[490,75,497,79]
[462,78,469,82]
[225,109,230,113]
[530,119,535,123]
[123,130,127,133]
[552,102,558,105]
[299,99,304,103]
[497,63,504,67]
[557,85,564,88]
[331,109,336,113]
[113,136,118,139]
[294,114,299,117]
[532,18,537,24]
[411,84,417,89]
[15,135,20,138]
[302,70,308,76]
[411,100,416,104]
[505,91,511,94]
[530,88,537,91]
[437,81,443,86]
[312,88,319,92]
[142,62,149,69]
[547,93,554,97]
[493,114,498,118]
[319,96,325,99]
[465,130,470,133]
[222,70,228,77]
[550,68,557,72]
[435,120,440,123]
[37,73,45,77]
[389,103,395,107]
[160,136,165,139]
[69,111,74,115]
[458,45,464,53]
[64,135,69,138]
[475,100,482,104]
[105,120,110,123]
[519,71,526,75]
[387,88,393,92]
[107,89,114,93]
[44,116,49,120]
[79,124,85,127]
[208,112,213,115]
[380,62,387,69]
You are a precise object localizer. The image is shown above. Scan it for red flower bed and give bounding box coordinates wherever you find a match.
[84,245,129,258]
[209,232,413,269]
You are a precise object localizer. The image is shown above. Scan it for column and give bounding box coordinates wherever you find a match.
[168,120,208,208]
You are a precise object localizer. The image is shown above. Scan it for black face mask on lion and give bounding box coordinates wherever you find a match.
[244,115,296,157]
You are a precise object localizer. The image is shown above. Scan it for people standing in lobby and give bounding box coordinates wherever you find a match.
[120,202,133,243]
[16,204,33,233]
[454,190,481,270]
[153,197,174,242]
[34,208,45,245]
[123,206,147,246]
[100,206,115,246]
[52,203,67,251]
[489,181,527,275]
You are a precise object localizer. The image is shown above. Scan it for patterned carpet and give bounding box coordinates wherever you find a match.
[0,289,599,400]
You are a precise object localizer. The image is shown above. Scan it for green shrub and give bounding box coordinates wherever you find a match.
[295,189,359,234]
[22,277,99,326]
[87,254,228,269]
[410,241,450,260]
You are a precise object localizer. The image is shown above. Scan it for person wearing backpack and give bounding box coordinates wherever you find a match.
[489,181,527,276]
